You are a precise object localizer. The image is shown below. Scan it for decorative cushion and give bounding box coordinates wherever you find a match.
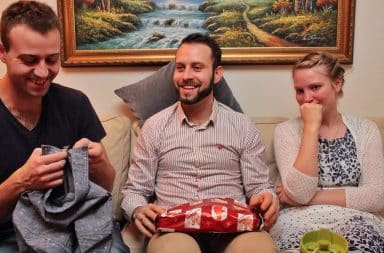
[115,61,243,127]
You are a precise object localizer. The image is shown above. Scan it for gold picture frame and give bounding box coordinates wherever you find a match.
[57,0,355,66]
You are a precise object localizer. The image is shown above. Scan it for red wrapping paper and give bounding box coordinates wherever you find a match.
[156,198,264,233]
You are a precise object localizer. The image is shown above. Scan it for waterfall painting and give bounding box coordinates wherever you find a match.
[58,0,355,66]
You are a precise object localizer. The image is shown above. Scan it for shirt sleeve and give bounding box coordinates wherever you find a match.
[240,119,275,200]
[274,120,318,204]
[345,120,384,212]
[121,120,159,222]
[77,93,106,142]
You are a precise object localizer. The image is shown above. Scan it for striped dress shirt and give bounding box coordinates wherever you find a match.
[121,100,274,221]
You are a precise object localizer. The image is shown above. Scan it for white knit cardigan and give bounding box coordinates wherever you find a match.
[274,115,384,213]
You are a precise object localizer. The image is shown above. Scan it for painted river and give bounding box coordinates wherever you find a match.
[78,0,209,49]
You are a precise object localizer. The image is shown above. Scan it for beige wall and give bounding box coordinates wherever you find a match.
[1,0,383,118]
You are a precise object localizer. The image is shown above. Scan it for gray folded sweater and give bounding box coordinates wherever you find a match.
[13,145,112,253]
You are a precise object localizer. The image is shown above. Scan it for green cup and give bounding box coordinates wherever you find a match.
[300,228,348,253]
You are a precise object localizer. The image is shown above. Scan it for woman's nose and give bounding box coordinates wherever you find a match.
[303,91,313,103]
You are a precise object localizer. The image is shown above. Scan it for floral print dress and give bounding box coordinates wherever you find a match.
[270,129,384,253]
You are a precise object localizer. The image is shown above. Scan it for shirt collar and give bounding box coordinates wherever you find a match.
[176,99,219,128]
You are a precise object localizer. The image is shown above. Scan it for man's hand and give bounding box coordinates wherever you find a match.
[73,138,115,191]
[133,204,165,238]
[15,148,67,191]
[249,192,279,230]
[73,138,104,167]
[275,182,300,206]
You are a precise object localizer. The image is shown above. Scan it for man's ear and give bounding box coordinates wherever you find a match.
[0,43,6,63]
[213,65,224,84]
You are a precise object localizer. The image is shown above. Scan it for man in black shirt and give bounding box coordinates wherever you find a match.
[0,1,128,252]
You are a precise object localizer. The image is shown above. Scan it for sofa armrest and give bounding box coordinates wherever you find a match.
[100,115,133,222]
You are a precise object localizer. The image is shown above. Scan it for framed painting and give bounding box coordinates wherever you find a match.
[57,0,355,66]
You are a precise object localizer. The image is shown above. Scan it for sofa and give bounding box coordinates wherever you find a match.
[100,114,384,253]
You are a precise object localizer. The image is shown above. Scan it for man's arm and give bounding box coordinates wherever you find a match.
[0,174,26,218]
[73,138,115,192]
[240,119,275,198]
[121,119,161,234]
[0,148,66,218]
[240,119,279,229]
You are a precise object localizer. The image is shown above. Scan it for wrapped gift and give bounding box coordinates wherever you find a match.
[156,198,264,233]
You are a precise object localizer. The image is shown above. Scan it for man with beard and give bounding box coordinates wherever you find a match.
[0,1,128,252]
[122,33,279,253]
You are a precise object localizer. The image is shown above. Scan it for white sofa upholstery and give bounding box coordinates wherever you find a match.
[100,115,384,253]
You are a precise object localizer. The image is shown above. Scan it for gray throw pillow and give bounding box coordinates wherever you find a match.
[115,61,243,127]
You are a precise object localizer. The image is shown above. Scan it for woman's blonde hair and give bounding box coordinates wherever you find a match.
[293,52,345,96]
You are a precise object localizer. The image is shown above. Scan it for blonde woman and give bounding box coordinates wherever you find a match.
[270,52,384,252]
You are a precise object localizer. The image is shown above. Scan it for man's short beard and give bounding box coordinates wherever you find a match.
[177,74,215,105]
[180,83,213,105]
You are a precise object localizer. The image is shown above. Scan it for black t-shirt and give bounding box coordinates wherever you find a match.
[0,83,106,240]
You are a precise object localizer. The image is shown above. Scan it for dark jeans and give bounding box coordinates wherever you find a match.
[0,233,18,253]
[112,222,130,253]
[0,222,129,253]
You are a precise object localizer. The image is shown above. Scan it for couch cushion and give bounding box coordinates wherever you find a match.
[251,117,287,183]
[100,115,132,222]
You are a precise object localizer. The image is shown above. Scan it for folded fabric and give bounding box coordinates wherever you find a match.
[13,145,113,253]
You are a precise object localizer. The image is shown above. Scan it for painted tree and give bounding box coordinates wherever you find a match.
[75,0,95,8]
[309,0,317,11]
[293,0,316,13]
[94,0,111,11]
[272,0,294,15]
[294,0,301,13]
[317,0,337,11]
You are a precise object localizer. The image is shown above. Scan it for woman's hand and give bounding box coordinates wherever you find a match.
[300,103,322,132]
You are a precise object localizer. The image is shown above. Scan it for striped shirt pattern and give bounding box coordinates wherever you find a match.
[121,100,274,220]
